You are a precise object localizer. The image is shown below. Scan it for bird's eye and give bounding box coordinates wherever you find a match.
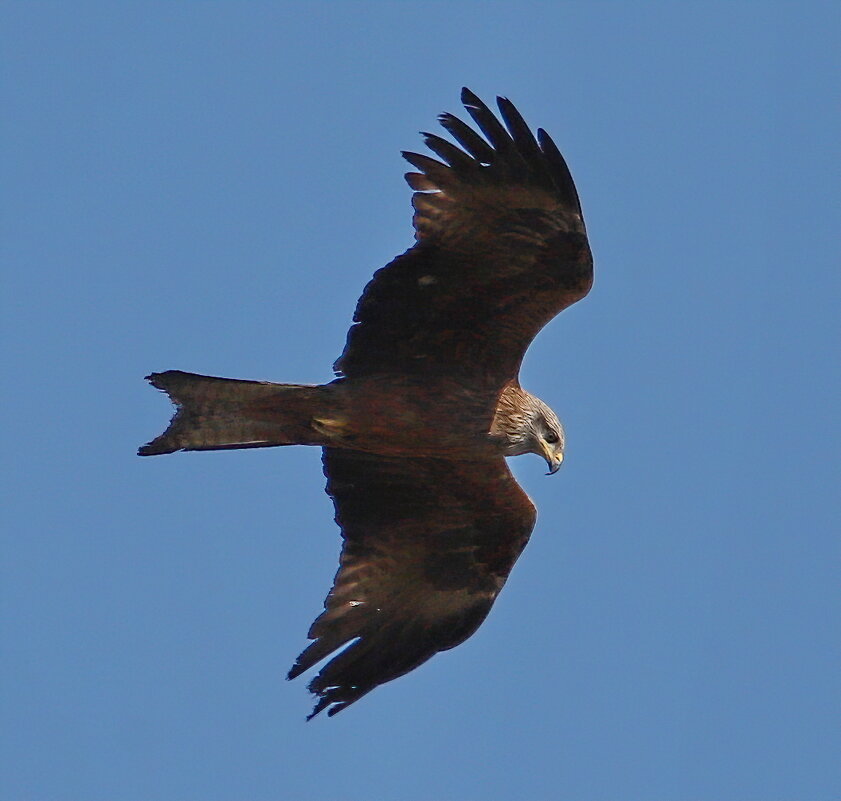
[544,431,559,444]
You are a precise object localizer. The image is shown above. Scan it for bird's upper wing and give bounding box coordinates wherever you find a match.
[287,447,537,718]
[334,88,593,388]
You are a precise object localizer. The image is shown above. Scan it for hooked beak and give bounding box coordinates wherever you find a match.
[541,443,564,475]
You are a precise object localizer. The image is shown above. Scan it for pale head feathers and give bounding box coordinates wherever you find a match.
[491,385,565,473]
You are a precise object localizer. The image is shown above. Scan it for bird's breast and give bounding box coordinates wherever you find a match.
[322,374,504,459]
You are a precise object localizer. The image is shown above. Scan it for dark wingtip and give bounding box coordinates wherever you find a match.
[306,695,332,721]
[460,86,480,107]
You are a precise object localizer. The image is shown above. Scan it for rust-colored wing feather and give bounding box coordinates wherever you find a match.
[287,448,536,718]
[334,88,593,387]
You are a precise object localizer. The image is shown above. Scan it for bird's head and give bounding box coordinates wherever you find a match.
[530,399,565,474]
[495,388,565,474]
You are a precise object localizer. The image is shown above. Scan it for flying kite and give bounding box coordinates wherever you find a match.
[140,88,593,718]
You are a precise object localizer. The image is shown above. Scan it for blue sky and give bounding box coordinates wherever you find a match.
[2,2,839,799]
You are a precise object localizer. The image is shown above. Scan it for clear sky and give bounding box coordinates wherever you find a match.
[2,3,839,800]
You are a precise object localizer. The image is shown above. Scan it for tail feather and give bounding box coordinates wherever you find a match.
[139,370,327,456]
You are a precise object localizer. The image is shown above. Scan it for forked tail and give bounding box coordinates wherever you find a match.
[138,370,327,456]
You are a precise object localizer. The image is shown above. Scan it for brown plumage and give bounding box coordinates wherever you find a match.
[139,88,593,718]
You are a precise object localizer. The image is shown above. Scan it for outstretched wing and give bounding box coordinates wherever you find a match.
[334,88,593,388]
[287,448,537,719]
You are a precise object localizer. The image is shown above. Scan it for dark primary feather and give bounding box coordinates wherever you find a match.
[288,448,536,718]
[496,96,542,162]
[333,88,593,387]
[418,131,474,173]
[437,112,496,164]
[460,88,523,166]
[536,127,584,218]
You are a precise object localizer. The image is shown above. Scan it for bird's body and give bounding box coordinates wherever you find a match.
[140,89,592,718]
[142,371,548,461]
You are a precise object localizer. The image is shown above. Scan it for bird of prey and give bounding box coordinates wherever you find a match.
[139,88,593,719]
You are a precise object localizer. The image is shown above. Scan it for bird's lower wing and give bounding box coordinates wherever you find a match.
[287,448,537,719]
